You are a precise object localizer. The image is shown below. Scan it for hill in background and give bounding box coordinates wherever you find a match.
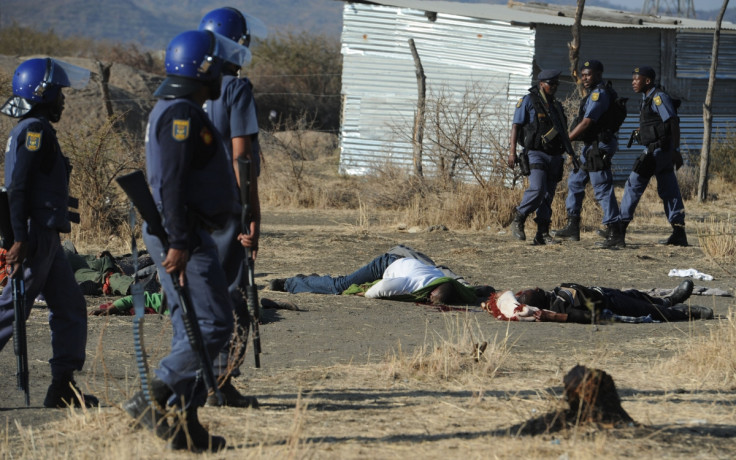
[1,0,733,49]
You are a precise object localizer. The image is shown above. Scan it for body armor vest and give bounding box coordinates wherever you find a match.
[521,87,565,155]
[638,88,669,147]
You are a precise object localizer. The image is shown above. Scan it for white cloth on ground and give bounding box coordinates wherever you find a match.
[365,258,445,299]
[668,268,714,281]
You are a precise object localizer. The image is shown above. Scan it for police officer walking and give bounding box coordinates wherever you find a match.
[0,58,99,408]
[123,30,250,451]
[552,60,625,249]
[620,66,687,246]
[198,6,267,408]
[508,69,566,245]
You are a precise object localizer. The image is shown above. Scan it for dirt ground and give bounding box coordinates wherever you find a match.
[1,208,735,459]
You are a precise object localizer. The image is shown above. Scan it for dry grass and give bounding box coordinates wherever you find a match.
[658,308,736,389]
[5,307,736,459]
[384,315,512,385]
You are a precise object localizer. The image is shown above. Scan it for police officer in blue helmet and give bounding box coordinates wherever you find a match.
[0,58,99,408]
[620,65,687,246]
[122,30,249,452]
[198,6,266,409]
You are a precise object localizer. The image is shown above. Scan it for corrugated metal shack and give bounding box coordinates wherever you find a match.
[338,0,736,181]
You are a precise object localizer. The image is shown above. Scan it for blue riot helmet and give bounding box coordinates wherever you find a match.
[154,30,251,98]
[198,7,267,51]
[1,58,90,118]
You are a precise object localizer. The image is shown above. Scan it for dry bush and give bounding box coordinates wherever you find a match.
[421,82,516,188]
[259,113,354,209]
[384,316,511,383]
[710,124,736,185]
[697,215,736,264]
[660,308,736,389]
[250,31,341,132]
[61,114,144,248]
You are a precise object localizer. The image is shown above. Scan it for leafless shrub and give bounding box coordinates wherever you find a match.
[61,114,144,245]
[420,81,519,189]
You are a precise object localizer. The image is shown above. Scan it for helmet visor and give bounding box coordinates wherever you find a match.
[49,59,91,90]
[212,32,252,66]
[244,14,268,41]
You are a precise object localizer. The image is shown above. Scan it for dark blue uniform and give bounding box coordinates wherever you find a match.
[564,83,621,225]
[513,92,564,224]
[620,87,685,225]
[145,98,235,407]
[204,74,260,379]
[0,116,87,379]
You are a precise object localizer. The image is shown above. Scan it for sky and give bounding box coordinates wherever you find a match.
[610,0,732,12]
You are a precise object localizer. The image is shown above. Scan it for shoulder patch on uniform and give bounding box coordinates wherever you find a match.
[653,95,662,106]
[516,98,523,108]
[25,131,42,152]
[591,91,600,102]
[172,119,190,141]
[200,127,213,146]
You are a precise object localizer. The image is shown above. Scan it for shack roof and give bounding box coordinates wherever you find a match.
[343,0,736,30]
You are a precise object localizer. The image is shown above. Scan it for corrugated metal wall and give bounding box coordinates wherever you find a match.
[339,2,535,176]
[676,31,736,79]
[340,3,736,183]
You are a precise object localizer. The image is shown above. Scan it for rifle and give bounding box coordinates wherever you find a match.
[545,102,581,173]
[115,170,223,405]
[237,158,261,368]
[0,189,29,406]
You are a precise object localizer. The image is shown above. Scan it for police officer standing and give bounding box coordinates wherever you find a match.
[620,66,687,246]
[508,69,566,245]
[0,58,98,408]
[552,60,625,249]
[198,6,267,408]
[123,30,250,451]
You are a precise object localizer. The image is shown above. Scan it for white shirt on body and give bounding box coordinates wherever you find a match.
[364,258,445,298]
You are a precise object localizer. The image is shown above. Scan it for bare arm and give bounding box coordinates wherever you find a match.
[233,135,261,259]
[568,118,593,142]
[508,123,521,168]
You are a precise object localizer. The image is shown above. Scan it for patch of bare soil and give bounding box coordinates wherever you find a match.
[1,208,735,458]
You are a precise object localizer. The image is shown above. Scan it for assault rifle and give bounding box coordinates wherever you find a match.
[0,189,29,406]
[115,170,223,405]
[237,158,261,368]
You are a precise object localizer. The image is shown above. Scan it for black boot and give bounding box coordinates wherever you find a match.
[533,221,559,245]
[596,226,609,239]
[670,304,713,320]
[659,224,688,246]
[43,373,100,408]
[666,280,694,306]
[123,377,173,438]
[207,377,259,408]
[595,221,625,249]
[551,215,580,241]
[169,406,227,452]
[510,212,526,241]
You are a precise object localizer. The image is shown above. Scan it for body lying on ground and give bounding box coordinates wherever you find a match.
[484,280,713,323]
[269,244,492,305]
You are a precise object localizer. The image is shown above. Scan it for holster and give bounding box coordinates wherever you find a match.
[582,143,609,173]
[516,151,531,176]
[633,150,656,178]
